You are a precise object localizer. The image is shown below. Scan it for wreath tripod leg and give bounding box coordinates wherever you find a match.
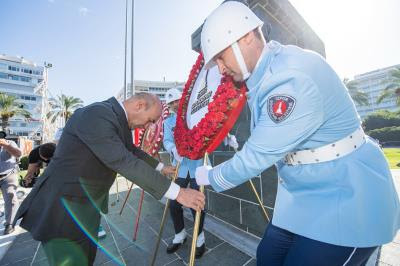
[133,189,145,241]
[119,182,134,215]
[150,162,180,266]
[189,153,208,266]
[247,179,270,222]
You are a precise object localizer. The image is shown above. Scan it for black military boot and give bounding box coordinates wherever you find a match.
[195,243,206,258]
[166,238,186,253]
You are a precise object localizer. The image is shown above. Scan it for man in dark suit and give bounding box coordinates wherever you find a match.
[14,93,205,265]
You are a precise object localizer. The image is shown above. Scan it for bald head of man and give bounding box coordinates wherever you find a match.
[123,92,162,130]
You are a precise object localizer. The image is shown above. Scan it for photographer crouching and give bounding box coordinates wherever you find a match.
[0,131,22,235]
[20,143,56,188]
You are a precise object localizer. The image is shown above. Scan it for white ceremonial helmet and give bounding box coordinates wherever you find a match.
[165,87,182,104]
[201,1,264,79]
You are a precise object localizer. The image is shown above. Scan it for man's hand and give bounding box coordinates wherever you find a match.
[195,165,212,186]
[0,139,8,147]
[176,188,205,212]
[25,176,33,184]
[161,165,176,176]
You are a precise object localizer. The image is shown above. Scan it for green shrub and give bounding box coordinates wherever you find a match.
[367,126,400,142]
[19,156,29,170]
[363,110,400,131]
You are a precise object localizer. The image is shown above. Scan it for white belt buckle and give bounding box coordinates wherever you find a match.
[284,152,297,165]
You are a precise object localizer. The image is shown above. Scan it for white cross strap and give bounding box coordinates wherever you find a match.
[284,127,366,166]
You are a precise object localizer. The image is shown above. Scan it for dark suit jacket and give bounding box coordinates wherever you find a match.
[14,97,172,241]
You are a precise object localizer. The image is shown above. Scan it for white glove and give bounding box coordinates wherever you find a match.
[172,147,183,163]
[224,134,239,150]
[195,165,212,186]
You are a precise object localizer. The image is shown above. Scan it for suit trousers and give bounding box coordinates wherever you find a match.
[169,175,205,235]
[0,171,19,225]
[42,237,98,266]
[40,192,101,265]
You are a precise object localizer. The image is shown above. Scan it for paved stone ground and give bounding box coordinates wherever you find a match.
[0,171,399,266]
[0,179,255,266]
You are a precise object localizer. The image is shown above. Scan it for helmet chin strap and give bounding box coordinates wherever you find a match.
[258,27,266,46]
[231,42,250,80]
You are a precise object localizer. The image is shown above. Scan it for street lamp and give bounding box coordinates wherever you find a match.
[41,61,53,143]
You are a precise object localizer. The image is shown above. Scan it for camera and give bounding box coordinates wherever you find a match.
[19,176,38,188]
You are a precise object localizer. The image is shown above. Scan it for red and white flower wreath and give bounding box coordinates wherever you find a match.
[175,53,247,160]
[134,103,169,157]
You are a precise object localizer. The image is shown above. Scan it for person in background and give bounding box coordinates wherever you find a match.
[163,88,207,257]
[0,131,22,235]
[21,143,56,187]
[163,88,238,257]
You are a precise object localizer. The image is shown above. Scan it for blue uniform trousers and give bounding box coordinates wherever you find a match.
[257,223,377,266]
[170,175,205,235]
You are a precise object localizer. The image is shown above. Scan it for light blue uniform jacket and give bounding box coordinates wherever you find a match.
[208,41,400,247]
[163,113,206,179]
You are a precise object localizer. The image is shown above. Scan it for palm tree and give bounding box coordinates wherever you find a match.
[47,94,83,125]
[0,93,31,132]
[377,67,400,107]
[343,78,369,106]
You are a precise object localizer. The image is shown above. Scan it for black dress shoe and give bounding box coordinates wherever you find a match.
[166,238,186,254]
[195,244,206,258]
[3,224,14,235]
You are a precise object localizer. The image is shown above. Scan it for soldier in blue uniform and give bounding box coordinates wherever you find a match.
[163,87,207,258]
[195,2,400,265]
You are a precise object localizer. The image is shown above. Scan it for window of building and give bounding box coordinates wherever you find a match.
[20,76,30,82]
[0,72,7,79]
[8,74,31,82]
[20,95,36,101]
[0,63,7,70]
[8,66,19,72]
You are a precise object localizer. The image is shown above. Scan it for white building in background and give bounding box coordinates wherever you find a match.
[353,64,399,119]
[0,54,45,143]
[116,80,184,102]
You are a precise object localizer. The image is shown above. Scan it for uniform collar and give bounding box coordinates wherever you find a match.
[245,40,282,101]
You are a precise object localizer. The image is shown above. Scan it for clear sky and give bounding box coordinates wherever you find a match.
[1,0,399,105]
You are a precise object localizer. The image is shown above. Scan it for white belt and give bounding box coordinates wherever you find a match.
[284,127,366,166]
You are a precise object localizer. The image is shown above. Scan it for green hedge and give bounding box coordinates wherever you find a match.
[367,126,400,142]
[19,156,29,170]
[363,110,400,131]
